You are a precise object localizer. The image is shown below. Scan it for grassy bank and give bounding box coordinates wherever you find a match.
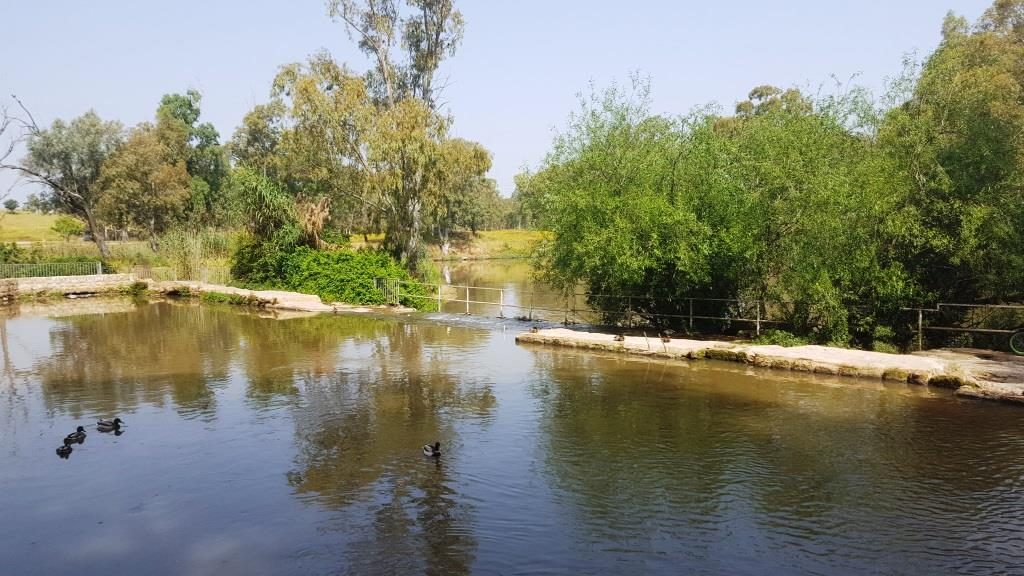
[0,213,61,241]
[350,229,545,260]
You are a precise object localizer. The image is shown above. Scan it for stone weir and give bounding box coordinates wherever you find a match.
[515,328,1024,406]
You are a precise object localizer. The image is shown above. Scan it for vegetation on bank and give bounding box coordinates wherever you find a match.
[520,3,1024,350]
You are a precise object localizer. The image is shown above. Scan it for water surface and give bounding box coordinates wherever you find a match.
[2,296,1024,575]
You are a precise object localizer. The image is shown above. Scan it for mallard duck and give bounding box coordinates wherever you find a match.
[56,439,73,458]
[423,442,441,457]
[614,334,625,342]
[97,418,123,432]
[65,426,87,443]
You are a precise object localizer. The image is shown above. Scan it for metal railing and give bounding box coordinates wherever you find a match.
[903,303,1024,350]
[0,261,104,278]
[375,278,774,333]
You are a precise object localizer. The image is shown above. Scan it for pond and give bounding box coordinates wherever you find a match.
[2,274,1024,575]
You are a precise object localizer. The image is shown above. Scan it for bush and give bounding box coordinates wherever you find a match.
[121,281,149,297]
[753,329,809,347]
[200,291,265,307]
[51,215,86,241]
[230,235,435,310]
[283,247,435,309]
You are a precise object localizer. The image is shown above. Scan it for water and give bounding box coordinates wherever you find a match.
[2,285,1024,574]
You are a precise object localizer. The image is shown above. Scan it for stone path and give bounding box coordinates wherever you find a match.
[516,328,1024,405]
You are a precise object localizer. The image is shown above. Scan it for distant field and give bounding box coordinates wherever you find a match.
[350,229,546,259]
[0,212,61,241]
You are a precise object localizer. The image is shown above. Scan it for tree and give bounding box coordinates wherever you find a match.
[157,90,229,226]
[328,0,464,109]
[428,138,492,254]
[96,117,191,249]
[23,193,54,213]
[0,108,123,258]
[52,215,86,241]
[3,199,17,213]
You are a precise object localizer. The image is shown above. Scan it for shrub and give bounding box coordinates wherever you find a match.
[51,215,86,241]
[121,281,149,297]
[283,247,435,309]
[753,329,809,347]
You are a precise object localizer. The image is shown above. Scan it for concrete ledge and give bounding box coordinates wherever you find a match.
[516,328,1024,406]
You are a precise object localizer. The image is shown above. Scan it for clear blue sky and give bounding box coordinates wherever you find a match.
[0,0,994,200]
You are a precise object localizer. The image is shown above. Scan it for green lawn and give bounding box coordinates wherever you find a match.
[0,212,61,241]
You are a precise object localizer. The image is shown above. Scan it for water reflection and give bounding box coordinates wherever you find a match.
[529,349,1024,574]
[3,300,1024,575]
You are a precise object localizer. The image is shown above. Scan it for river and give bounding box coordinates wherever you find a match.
[1,261,1023,575]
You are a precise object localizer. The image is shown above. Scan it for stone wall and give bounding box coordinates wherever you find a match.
[14,274,138,295]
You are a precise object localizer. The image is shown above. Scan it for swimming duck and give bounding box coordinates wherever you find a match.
[423,442,441,457]
[97,418,123,432]
[56,439,73,458]
[65,426,87,443]
[614,334,625,342]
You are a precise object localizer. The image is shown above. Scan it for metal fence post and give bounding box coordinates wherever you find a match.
[96,261,103,275]
[465,286,470,315]
[396,281,400,306]
[627,296,632,328]
[756,302,761,336]
[689,298,693,331]
[499,289,505,318]
[437,284,442,312]
[918,309,924,351]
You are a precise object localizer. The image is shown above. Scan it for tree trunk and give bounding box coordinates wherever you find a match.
[83,208,111,259]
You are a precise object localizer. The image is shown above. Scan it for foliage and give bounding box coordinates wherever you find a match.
[3,199,18,213]
[158,90,229,226]
[752,330,809,347]
[120,281,149,297]
[283,246,434,308]
[52,215,86,241]
[96,118,191,247]
[200,291,266,307]
[2,110,124,257]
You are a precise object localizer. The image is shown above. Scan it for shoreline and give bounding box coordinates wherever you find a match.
[515,328,1024,406]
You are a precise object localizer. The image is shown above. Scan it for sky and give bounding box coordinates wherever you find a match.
[0,0,994,200]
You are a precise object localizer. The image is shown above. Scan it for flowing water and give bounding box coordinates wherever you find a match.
[2,262,1024,575]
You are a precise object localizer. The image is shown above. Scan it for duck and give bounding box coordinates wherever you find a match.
[614,334,626,342]
[56,438,73,458]
[660,329,676,343]
[97,418,123,432]
[529,326,540,334]
[423,442,441,457]
[65,426,87,444]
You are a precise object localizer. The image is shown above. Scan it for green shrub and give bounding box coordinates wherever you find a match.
[283,247,435,309]
[200,291,264,307]
[121,281,149,297]
[753,329,809,347]
[230,235,436,310]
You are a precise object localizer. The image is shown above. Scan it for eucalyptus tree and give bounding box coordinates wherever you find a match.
[327,0,463,108]
[0,106,123,257]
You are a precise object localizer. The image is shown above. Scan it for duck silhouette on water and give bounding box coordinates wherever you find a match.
[56,438,74,459]
[97,418,123,433]
[65,426,87,444]
[423,442,441,458]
